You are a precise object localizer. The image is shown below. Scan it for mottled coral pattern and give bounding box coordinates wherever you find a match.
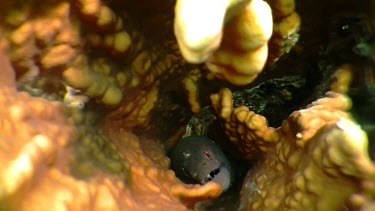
[0,51,221,211]
[0,0,374,210]
[210,70,375,210]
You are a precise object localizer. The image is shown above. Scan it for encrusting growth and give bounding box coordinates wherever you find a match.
[174,0,300,85]
[210,66,375,210]
[0,49,223,210]
[174,0,273,85]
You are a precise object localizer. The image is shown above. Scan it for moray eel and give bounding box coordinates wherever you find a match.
[170,136,233,192]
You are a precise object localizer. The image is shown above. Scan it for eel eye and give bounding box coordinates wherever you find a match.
[203,151,212,159]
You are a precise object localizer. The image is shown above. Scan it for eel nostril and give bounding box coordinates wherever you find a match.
[203,151,212,159]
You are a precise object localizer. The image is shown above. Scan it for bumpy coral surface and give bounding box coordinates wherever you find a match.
[174,0,299,85]
[0,50,223,210]
[175,0,298,85]
[0,0,374,210]
[1,1,125,106]
[210,68,375,210]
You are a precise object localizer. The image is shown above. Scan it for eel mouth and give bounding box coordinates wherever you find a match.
[202,164,223,184]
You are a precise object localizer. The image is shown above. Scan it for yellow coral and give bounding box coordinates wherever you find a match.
[267,0,301,62]
[182,68,202,113]
[330,64,354,94]
[206,43,269,85]
[211,88,279,159]
[0,1,133,106]
[41,44,77,69]
[174,0,301,85]
[104,84,159,128]
[1,0,374,210]
[0,50,222,211]
[175,0,274,86]
[174,0,247,63]
[74,0,123,30]
[221,0,273,51]
[267,0,295,19]
[63,64,123,106]
[210,68,375,210]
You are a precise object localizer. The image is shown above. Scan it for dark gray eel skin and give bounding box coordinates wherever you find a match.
[170,136,233,192]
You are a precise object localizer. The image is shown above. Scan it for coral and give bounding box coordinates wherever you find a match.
[173,0,246,64]
[0,0,204,127]
[266,0,301,62]
[174,0,273,85]
[73,0,124,31]
[210,68,375,210]
[182,68,202,113]
[0,49,74,209]
[104,40,202,128]
[174,0,300,85]
[104,82,160,129]
[0,50,222,210]
[0,1,128,106]
[0,0,374,210]
[211,88,278,160]
[205,0,273,86]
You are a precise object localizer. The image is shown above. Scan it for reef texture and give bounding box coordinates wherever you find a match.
[0,0,374,210]
[175,0,300,85]
[0,0,205,131]
[0,50,222,210]
[210,66,375,210]
[0,0,300,126]
[1,1,126,106]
